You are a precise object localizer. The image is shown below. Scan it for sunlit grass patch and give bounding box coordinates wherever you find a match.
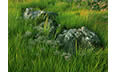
[56,12,88,28]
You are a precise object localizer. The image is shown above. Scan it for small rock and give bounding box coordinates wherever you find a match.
[23,31,32,38]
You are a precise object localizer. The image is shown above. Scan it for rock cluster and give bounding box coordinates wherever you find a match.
[23,8,101,54]
[68,0,108,11]
[90,0,108,11]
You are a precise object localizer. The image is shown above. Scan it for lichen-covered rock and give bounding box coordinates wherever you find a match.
[80,26,100,46]
[56,29,78,53]
[24,8,57,20]
[56,26,100,54]
[24,8,58,38]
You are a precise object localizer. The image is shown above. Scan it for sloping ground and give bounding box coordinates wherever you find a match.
[8,0,108,72]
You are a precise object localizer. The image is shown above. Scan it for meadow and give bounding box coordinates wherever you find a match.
[8,0,108,72]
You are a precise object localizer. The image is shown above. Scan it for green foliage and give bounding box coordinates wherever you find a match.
[44,16,50,35]
[8,0,108,72]
[56,12,88,28]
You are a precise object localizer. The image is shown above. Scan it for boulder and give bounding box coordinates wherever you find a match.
[24,8,58,38]
[24,8,57,20]
[56,26,100,54]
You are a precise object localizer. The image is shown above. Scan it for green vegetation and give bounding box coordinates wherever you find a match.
[8,0,108,72]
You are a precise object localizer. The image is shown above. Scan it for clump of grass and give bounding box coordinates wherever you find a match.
[44,16,50,35]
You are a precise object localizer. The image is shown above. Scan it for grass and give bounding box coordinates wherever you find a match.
[8,0,108,72]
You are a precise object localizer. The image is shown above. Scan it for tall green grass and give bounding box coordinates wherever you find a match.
[8,0,108,72]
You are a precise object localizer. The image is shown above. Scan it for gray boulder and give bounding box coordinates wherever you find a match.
[56,26,100,54]
[24,8,57,20]
[24,8,58,38]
